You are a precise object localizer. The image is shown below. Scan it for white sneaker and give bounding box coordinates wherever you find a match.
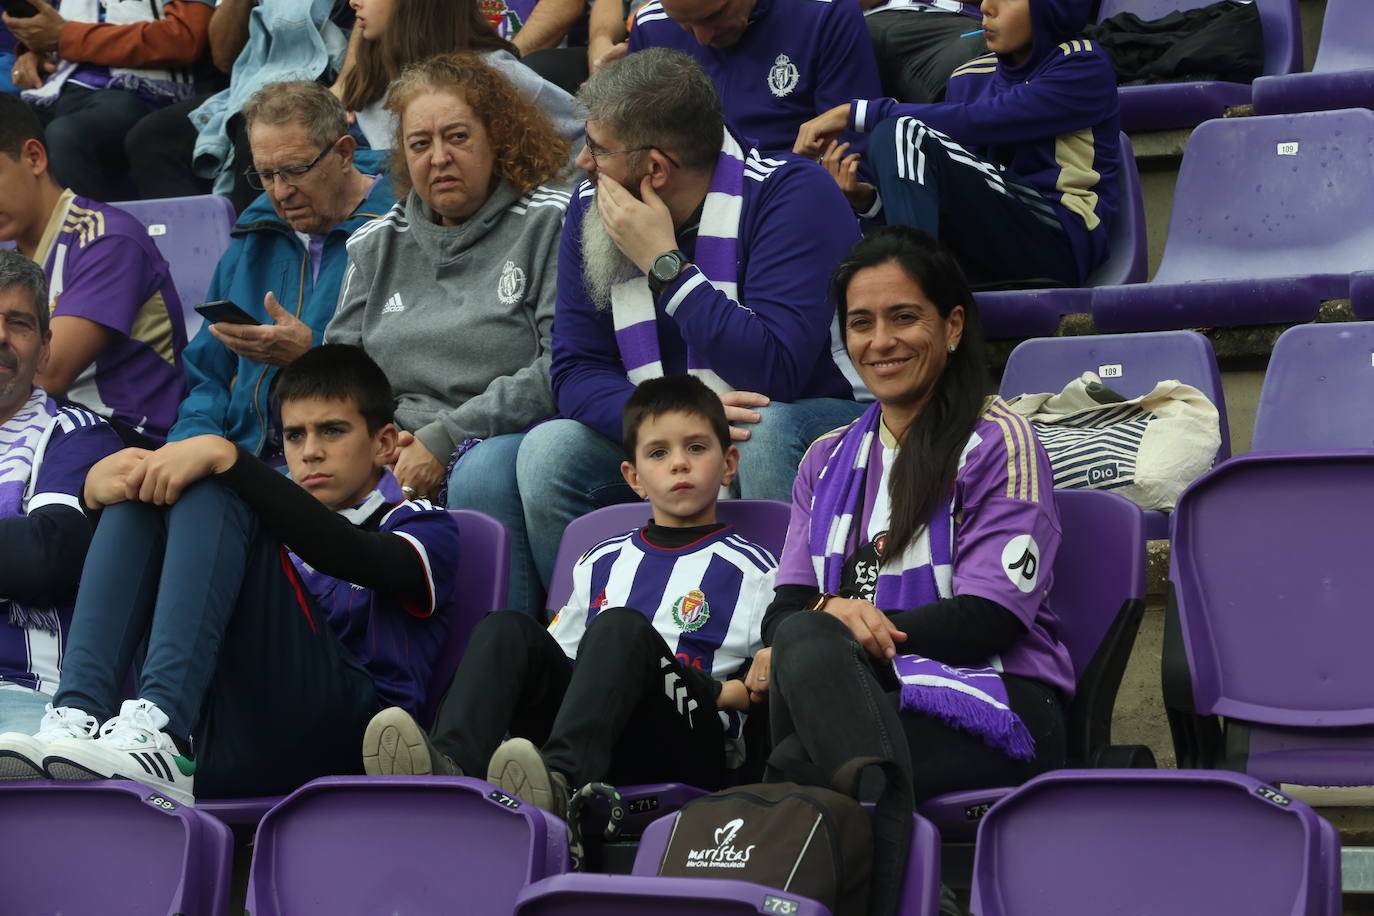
[44,699,196,807]
[0,704,98,779]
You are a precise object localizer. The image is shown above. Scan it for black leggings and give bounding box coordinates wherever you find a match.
[769,610,1066,801]
[429,608,727,789]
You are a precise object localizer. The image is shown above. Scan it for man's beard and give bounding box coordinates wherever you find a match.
[580,194,644,311]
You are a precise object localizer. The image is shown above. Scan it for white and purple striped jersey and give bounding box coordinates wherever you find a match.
[1,406,121,695]
[548,526,777,680]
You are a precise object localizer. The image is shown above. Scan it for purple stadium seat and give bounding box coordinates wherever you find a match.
[0,779,233,916]
[514,874,834,915]
[109,195,236,339]
[546,499,790,610]
[1091,109,1374,332]
[198,508,509,826]
[246,775,569,915]
[1163,451,1374,786]
[976,133,1147,340]
[999,330,1229,538]
[969,769,1341,916]
[1253,0,1374,115]
[1349,270,1374,320]
[1096,0,1302,131]
[917,488,1148,847]
[627,804,944,916]
[1251,323,1374,450]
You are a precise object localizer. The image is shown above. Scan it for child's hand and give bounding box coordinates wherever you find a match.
[794,103,852,159]
[717,679,750,711]
[821,140,877,213]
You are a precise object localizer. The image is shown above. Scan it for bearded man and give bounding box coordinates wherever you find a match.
[514,48,862,603]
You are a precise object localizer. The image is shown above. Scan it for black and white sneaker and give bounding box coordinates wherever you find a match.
[0,704,98,779]
[44,699,196,807]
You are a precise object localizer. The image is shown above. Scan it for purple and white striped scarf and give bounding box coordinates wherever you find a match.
[608,132,748,396]
[1,387,63,635]
[808,402,1035,760]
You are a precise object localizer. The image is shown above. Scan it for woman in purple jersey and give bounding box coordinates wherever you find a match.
[760,226,1072,810]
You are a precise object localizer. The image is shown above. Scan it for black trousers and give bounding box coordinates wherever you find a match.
[430,608,727,789]
[866,9,990,104]
[768,610,1066,802]
[125,93,257,211]
[38,84,153,200]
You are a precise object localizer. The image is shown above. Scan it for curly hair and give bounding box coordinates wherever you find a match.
[385,53,569,198]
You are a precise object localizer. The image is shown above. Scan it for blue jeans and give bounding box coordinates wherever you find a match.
[0,687,51,735]
[445,433,542,617]
[55,481,379,797]
[516,397,865,590]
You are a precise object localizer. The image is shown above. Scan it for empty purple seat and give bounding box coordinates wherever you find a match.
[514,874,833,915]
[1096,0,1302,131]
[1252,323,1374,450]
[0,779,233,916]
[546,499,790,610]
[1253,0,1374,115]
[246,775,569,915]
[110,195,236,339]
[976,134,1147,340]
[1164,451,1374,787]
[999,330,1229,538]
[969,769,1341,916]
[916,488,1148,846]
[199,508,510,826]
[1091,109,1374,332]
[1349,270,1374,320]
[627,805,943,916]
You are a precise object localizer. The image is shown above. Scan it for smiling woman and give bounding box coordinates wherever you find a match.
[324,53,571,614]
[761,226,1076,812]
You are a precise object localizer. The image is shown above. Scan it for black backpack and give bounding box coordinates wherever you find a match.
[654,755,913,916]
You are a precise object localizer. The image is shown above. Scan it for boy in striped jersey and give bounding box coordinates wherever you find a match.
[364,375,777,818]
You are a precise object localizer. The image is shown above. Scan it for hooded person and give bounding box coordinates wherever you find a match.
[794,0,1119,289]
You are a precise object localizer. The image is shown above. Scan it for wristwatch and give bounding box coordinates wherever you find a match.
[806,593,838,612]
[647,249,690,297]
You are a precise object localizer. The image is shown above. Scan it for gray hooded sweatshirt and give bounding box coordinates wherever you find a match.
[326,179,568,460]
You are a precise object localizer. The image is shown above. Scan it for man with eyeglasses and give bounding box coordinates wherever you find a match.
[0,94,186,445]
[515,49,864,608]
[169,80,395,461]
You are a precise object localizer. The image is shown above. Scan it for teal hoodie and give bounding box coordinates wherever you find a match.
[169,153,396,456]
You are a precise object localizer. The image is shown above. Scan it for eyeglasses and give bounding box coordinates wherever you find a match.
[583,138,681,170]
[244,139,341,190]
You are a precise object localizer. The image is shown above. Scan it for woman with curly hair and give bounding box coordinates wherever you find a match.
[326,53,571,614]
[338,0,580,152]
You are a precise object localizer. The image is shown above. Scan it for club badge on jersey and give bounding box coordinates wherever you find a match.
[767,54,799,99]
[671,589,711,632]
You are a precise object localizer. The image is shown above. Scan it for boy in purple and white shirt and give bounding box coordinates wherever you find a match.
[360,376,775,825]
[0,96,187,442]
[0,251,121,743]
[0,345,461,805]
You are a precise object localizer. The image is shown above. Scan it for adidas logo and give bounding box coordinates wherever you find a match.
[382,292,405,314]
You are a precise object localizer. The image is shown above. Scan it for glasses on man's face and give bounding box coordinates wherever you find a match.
[583,138,681,170]
[244,139,340,190]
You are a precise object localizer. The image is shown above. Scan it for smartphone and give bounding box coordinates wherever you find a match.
[0,0,40,17]
[194,300,261,326]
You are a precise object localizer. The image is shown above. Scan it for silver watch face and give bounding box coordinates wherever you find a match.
[652,251,683,282]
